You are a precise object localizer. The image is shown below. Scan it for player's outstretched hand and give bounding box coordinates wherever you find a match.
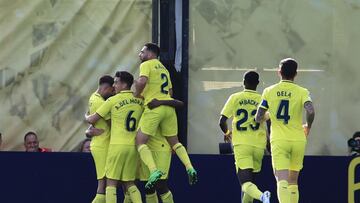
[145,170,164,189]
[187,168,198,185]
[147,99,161,110]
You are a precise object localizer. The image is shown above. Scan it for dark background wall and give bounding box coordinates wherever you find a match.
[0,152,357,203]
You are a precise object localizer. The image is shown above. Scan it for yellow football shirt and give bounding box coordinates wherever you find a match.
[259,80,312,142]
[221,89,267,149]
[96,90,144,145]
[139,59,173,104]
[88,92,110,148]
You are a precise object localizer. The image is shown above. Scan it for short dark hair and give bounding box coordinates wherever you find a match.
[353,132,360,139]
[279,58,297,79]
[115,71,134,88]
[24,131,37,141]
[144,42,160,57]
[243,71,259,86]
[99,75,114,86]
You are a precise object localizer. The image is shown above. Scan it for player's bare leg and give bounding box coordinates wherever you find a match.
[136,129,149,145]
[136,129,164,189]
[237,169,270,203]
[274,169,290,203]
[288,170,300,203]
[121,184,132,203]
[92,178,106,203]
[144,186,158,203]
[144,180,174,203]
[106,179,118,203]
[97,178,106,193]
[166,136,198,185]
[156,180,174,203]
[122,181,142,203]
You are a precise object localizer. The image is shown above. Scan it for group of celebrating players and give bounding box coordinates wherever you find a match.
[85,43,197,203]
[84,42,315,203]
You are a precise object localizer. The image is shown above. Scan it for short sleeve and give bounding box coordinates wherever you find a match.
[220,95,234,118]
[259,89,269,110]
[302,89,312,106]
[96,98,113,118]
[139,62,151,78]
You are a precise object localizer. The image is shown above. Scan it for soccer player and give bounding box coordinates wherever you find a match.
[134,42,197,189]
[219,71,271,203]
[139,131,173,203]
[86,75,114,203]
[86,71,144,203]
[139,98,184,203]
[255,58,315,203]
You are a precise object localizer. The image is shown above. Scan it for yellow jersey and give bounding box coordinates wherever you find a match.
[259,80,312,142]
[96,90,144,145]
[221,89,266,149]
[88,92,110,148]
[139,59,173,105]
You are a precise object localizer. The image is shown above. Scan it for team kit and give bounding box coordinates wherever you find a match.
[85,43,315,203]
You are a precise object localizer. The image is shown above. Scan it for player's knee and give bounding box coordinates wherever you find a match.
[106,178,118,187]
[97,179,106,193]
[288,171,299,184]
[274,169,289,182]
[145,186,156,194]
[237,168,253,184]
[155,180,169,195]
[166,136,179,147]
[135,129,149,145]
[122,181,135,190]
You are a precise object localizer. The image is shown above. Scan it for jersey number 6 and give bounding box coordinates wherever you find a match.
[126,111,137,132]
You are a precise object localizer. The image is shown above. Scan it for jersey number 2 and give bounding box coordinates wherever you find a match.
[236,109,260,131]
[126,111,137,132]
[160,73,169,94]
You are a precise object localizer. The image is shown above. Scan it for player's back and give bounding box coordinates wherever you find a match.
[221,90,266,149]
[261,80,311,142]
[88,92,110,147]
[140,59,173,104]
[106,90,144,145]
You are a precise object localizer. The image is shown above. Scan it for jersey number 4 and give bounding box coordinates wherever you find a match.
[276,100,290,124]
[236,109,260,131]
[126,111,137,132]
